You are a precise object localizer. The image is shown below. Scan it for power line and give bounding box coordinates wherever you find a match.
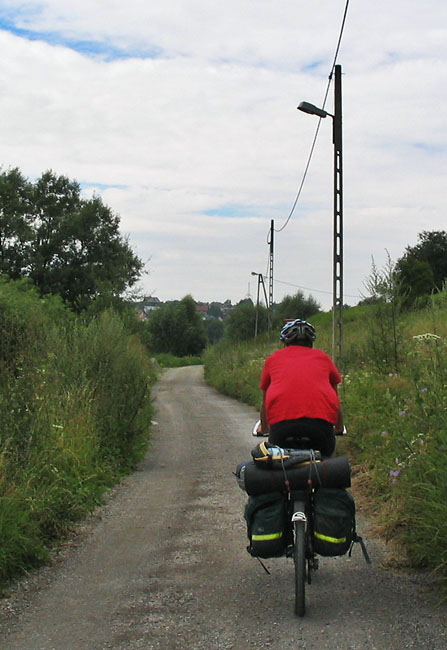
[274,277,360,300]
[275,0,351,234]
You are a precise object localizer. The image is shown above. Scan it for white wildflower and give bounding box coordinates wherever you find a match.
[412,333,441,341]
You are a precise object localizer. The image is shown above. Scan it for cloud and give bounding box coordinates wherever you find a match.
[0,0,446,310]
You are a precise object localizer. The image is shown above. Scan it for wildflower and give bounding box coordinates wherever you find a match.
[399,410,406,416]
[412,333,441,341]
[381,430,388,436]
[420,387,428,393]
[389,469,400,477]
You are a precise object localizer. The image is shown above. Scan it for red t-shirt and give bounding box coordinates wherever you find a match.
[260,345,341,426]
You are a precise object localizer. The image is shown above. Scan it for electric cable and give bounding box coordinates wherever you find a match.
[275,0,351,234]
[274,277,360,300]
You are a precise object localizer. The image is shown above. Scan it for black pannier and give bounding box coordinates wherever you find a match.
[312,488,355,557]
[244,492,288,558]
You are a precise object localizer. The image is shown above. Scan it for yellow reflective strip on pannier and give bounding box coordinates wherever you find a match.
[314,532,347,544]
[252,532,283,541]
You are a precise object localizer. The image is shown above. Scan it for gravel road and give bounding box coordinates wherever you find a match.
[0,366,446,649]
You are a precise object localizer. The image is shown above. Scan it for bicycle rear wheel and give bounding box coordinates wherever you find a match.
[293,508,306,617]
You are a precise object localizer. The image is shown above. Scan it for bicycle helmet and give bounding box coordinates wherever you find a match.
[280,319,316,344]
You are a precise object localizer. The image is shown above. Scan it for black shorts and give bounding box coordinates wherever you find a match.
[268,418,336,457]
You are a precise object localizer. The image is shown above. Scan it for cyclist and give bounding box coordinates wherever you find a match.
[258,318,343,457]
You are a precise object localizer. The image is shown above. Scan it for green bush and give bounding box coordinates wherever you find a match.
[145,295,207,356]
[0,277,155,584]
[153,353,203,368]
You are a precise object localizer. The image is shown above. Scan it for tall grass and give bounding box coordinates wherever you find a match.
[0,278,155,584]
[204,337,274,409]
[204,296,447,586]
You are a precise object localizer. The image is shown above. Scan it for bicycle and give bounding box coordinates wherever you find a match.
[249,422,355,617]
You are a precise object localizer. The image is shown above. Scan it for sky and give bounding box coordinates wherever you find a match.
[0,1,446,310]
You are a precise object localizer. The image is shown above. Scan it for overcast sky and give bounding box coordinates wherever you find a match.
[0,1,446,309]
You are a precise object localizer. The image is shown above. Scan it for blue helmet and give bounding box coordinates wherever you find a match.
[280,319,316,344]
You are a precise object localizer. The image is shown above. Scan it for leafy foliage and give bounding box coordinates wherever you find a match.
[396,230,447,303]
[273,290,320,325]
[395,257,434,306]
[205,317,224,344]
[222,292,320,344]
[146,295,207,357]
[224,299,268,342]
[153,353,203,368]
[0,278,155,584]
[362,254,403,373]
[0,168,144,311]
[0,168,34,279]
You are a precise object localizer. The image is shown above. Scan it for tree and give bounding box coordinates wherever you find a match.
[0,168,34,279]
[205,318,224,344]
[146,295,207,357]
[395,257,434,306]
[396,231,447,301]
[274,291,320,326]
[0,168,144,311]
[208,303,223,319]
[224,300,268,342]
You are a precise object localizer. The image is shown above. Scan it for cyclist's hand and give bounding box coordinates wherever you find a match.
[252,420,268,437]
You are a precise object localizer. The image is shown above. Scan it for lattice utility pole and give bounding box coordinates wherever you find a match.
[332,65,343,367]
[268,220,274,338]
[298,65,344,366]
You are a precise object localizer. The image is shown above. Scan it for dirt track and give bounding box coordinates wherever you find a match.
[0,366,446,649]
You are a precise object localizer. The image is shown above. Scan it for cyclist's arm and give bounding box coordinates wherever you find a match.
[334,387,344,434]
[259,389,269,434]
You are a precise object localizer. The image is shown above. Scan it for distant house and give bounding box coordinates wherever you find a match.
[196,303,209,319]
[134,296,161,321]
[213,300,233,318]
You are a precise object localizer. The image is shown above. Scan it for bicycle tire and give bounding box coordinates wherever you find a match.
[294,518,306,617]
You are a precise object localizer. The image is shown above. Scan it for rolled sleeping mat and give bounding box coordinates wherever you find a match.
[239,455,351,496]
[235,460,252,491]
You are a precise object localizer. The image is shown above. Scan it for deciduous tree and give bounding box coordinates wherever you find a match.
[274,290,320,325]
[146,295,207,356]
[0,168,33,279]
[224,299,268,342]
[396,230,447,301]
[0,168,144,311]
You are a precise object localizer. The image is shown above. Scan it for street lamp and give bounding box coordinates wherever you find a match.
[251,272,271,338]
[297,64,343,366]
[297,101,332,119]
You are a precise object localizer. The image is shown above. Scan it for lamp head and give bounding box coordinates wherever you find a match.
[297,101,329,119]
